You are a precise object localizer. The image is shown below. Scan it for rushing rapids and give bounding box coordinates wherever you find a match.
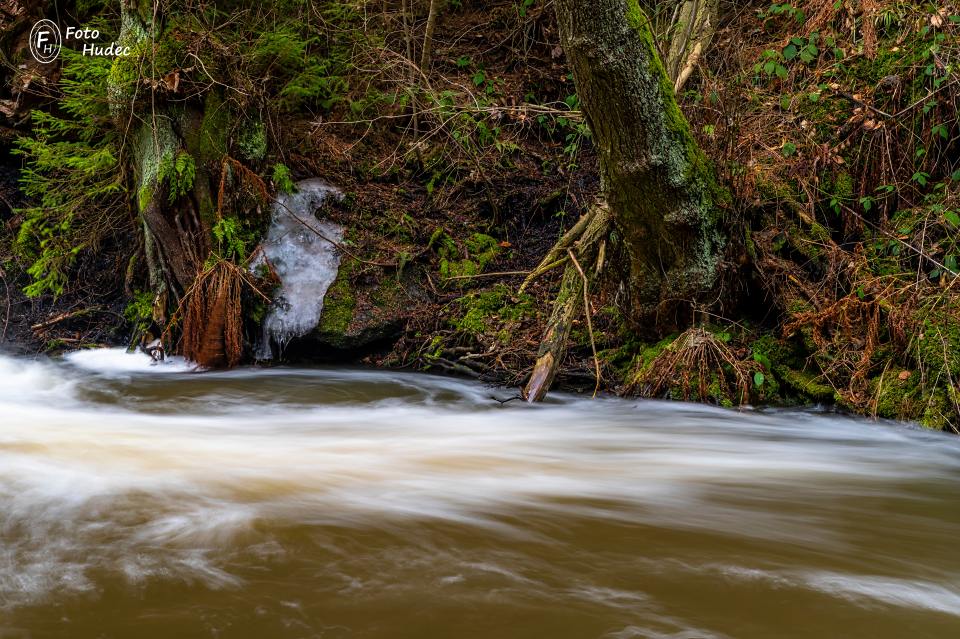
[0,348,958,638]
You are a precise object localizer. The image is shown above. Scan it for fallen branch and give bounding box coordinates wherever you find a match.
[443,270,531,281]
[519,207,596,294]
[523,202,610,402]
[31,307,102,332]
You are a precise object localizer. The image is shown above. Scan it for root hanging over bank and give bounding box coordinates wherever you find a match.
[170,260,269,369]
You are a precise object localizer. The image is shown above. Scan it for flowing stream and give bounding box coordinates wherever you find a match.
[0,349,958,638]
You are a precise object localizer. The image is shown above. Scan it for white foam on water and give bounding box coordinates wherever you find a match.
[253,178,345,358]
[64,347,195,374]
[699,563,960,618]
[0,354,74,403]
[800,572,960,617]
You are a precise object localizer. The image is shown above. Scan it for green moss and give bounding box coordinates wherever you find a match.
[707,374,735,408]
[832,171,854,199]
[871,367,955,430]
[107,13,148,118]
[624,335,677,382]
[450,284,534,337]
[439,233,501,280]
[748,334,786,401]
[755,173,797,202]
[188,92,230,165]
[316,259,357,335]
[628,1,716,192]
[744,228,757,262]
[237,121,267,162]
[786,220,831,261]
[915,310,960,376]
[779,368,837,402]
[272,163,295,194]
[134,121,177,212]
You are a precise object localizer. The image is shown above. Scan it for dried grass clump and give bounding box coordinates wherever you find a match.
[170,260,269,368]
[629,327,755,405]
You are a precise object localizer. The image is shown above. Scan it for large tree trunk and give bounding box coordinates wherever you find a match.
[555,0,725,323]
[114,1,210,296]
[524,0,726,401]
[112,0,228,365]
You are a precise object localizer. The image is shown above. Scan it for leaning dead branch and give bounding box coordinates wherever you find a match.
[523,201,610,402]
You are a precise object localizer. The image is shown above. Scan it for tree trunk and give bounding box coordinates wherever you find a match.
[420,0,444,72]
[554,0,725,325]
[112,0,227,365]
[114,1,210,295]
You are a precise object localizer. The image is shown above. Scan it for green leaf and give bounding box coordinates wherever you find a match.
[754,372,766,388]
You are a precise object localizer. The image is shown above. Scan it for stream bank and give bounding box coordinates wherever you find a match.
[1,1,958,430]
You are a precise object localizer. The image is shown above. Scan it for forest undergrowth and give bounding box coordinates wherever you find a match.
[1,0,957,430]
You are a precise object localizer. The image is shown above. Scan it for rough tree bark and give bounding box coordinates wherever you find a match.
[555,0,725,318]
[113,1,212,295]
[525,0,726,400]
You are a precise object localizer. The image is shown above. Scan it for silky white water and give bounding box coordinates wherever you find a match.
[1,349,958,638]
[253,178,344,358]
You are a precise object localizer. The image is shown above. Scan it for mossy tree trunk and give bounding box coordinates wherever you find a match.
[113,1,215,303]
[112,0,229,364]
[555,0,725,324]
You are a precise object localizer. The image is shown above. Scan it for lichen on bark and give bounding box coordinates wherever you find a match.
[555,0,726,326]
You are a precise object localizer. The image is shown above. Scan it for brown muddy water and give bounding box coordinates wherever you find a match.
[0,348,958,638]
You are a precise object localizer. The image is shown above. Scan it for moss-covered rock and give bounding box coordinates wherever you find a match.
[871,367,956,431]
[298,260,425,355]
